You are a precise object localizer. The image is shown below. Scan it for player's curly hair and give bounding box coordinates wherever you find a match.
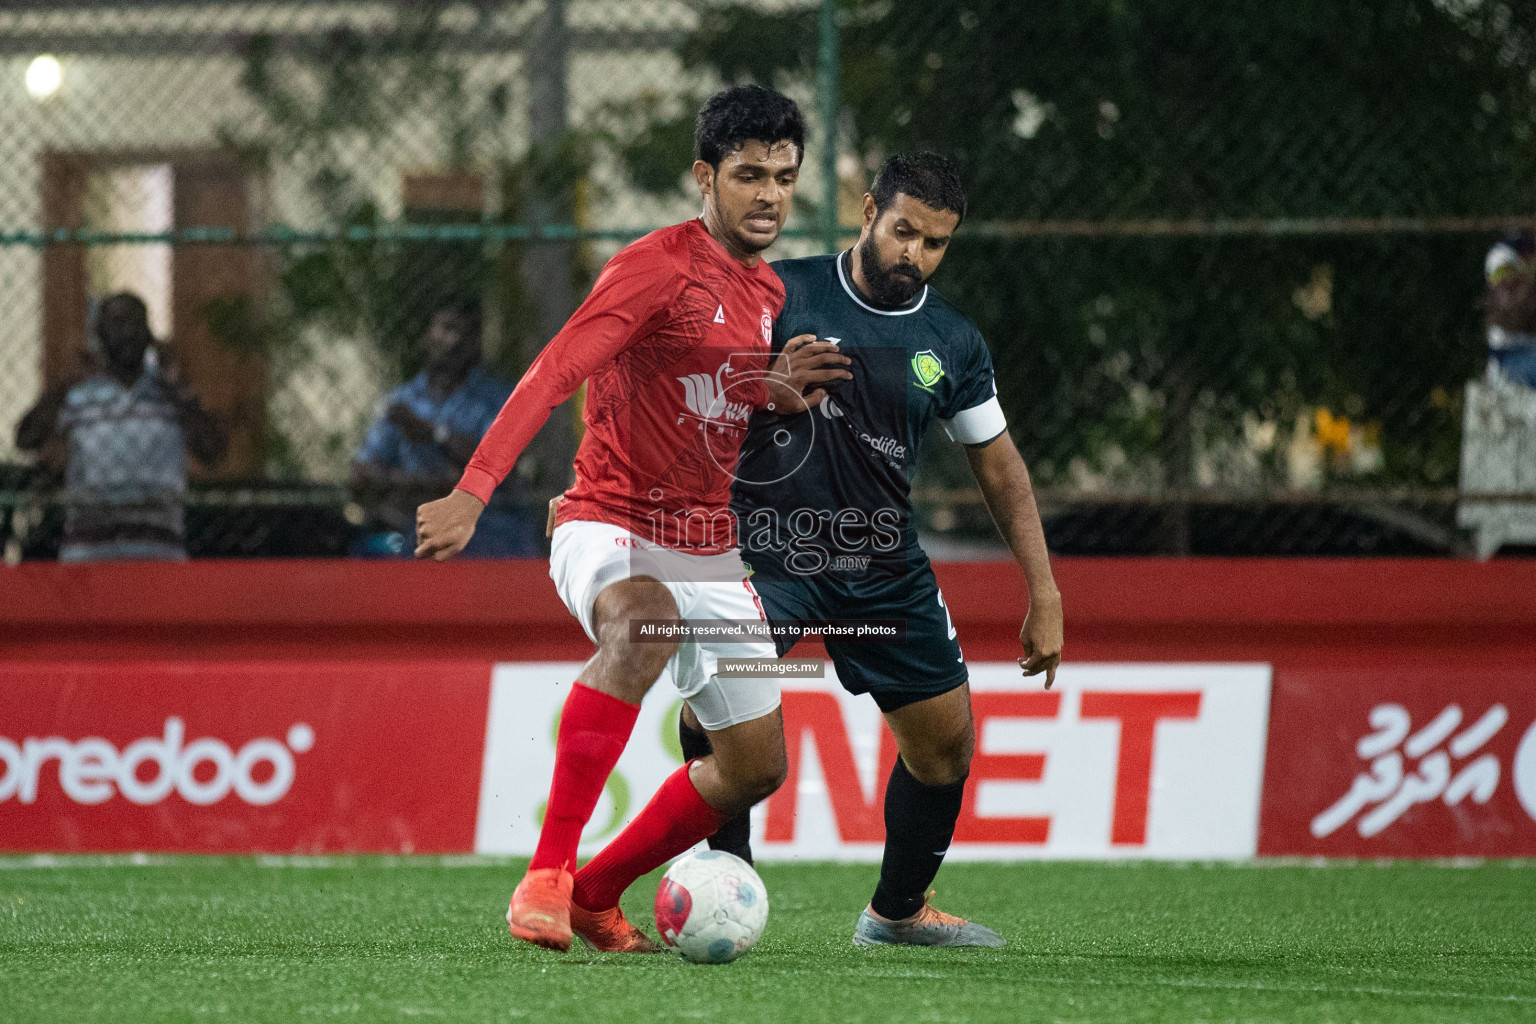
[870,153,968,225]
[694,85,806,170]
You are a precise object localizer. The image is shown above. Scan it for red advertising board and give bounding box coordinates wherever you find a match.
[0,662,491,854]
[1259,667,1536,857]
[3,556,1535,860]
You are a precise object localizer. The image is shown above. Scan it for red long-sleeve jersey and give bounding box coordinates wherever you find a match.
[457,219,784,553]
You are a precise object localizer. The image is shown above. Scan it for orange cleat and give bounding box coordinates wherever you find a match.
[506,867,575,951]
[569,902,662,953]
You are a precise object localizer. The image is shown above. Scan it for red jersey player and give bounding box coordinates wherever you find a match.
[415,86,849,952]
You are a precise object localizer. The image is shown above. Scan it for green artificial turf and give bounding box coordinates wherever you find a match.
[0,857,1532,1023]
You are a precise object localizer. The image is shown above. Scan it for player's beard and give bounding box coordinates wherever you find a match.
[857,234,925,306]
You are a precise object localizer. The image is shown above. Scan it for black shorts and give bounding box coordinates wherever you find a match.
[750,564,968,713]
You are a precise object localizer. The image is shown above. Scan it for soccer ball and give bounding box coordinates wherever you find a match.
[653,850,768,964]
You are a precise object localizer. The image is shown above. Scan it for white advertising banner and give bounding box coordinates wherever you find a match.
[475,662,1271,861]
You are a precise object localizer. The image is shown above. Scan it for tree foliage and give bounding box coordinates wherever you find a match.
[620,0,1536,489]
[230,9,601,388]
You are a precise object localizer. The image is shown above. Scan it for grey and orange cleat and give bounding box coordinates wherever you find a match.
[853,897,1005,948]
[569,902,662,953]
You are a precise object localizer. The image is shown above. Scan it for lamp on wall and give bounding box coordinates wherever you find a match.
[26,55,63,101]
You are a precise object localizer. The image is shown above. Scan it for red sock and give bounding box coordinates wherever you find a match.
[571,762,724,911]
[528,683,641,872]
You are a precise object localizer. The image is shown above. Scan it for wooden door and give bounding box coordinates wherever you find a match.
[171,156,266,478]
[38,151,266,478]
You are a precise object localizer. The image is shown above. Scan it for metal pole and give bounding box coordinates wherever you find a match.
[523,0,577,497]
[817,0,840,254]
[526,0,571,343]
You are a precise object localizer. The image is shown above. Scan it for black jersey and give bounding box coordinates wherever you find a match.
[731,251,1005,581]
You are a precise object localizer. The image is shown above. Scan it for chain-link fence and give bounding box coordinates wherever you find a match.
[2,0,1533,560]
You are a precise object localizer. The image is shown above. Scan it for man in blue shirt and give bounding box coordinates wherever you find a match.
[351,301,537,557]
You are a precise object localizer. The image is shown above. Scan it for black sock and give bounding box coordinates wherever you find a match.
[678,712,713,762]
[678,711,755,865]
[870,757,966,921]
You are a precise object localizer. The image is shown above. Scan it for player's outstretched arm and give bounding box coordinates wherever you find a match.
[965,431,1063,688]
[415,243,682,562]
[415,488,485,561]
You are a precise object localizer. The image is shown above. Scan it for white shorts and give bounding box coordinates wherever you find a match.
[548,519,780,731]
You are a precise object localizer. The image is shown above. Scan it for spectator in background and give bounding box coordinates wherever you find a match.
[350,300,538,557]
[14,292,228,562]
[1484,232,1536,388]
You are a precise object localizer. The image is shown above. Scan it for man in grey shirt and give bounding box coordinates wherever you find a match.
[15,293,227,562]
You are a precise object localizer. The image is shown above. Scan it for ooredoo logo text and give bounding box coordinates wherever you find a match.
[0,717,314,807]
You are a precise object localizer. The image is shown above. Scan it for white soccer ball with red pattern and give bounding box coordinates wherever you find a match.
[653,851,768,964]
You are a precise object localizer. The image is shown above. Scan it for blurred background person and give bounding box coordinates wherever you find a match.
[1458,231,1536,558]
[14,292,228,563]
[1484,232,1536,389]
[349,299,538,557]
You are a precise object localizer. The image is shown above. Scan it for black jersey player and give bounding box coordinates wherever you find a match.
[679,153,1064,947]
